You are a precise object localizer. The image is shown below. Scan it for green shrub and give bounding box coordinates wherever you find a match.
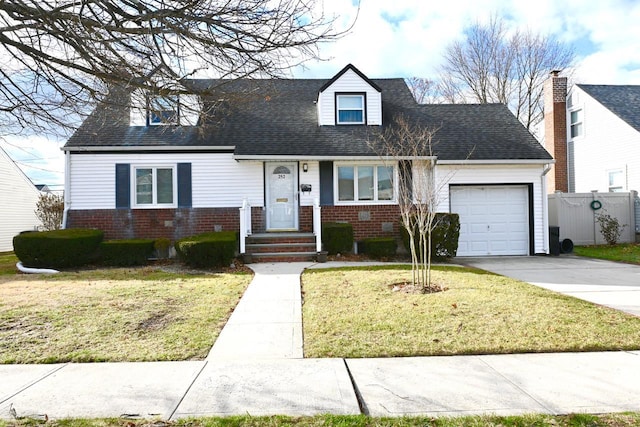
[400,213,460,260]
[175,231,237,268]
[13,228,104,268]
[361,237,397,259]
[321,222,354,254]
[99,239,155,266]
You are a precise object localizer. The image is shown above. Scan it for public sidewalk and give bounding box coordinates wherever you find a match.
[2,260,640,420]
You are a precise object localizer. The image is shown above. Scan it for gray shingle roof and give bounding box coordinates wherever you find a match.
[577,84,640,133]
[65,78,551,161]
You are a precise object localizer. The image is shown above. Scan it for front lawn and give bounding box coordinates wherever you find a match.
[3,413,640,427]
[0,266,252,363]
[574,243,640,264]
[302,265,640,358]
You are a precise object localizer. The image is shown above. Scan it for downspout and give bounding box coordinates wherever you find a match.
[541,163,553,254]
[61,150,71,229]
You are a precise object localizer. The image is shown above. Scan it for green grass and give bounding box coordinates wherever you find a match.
[0,266,252,363]
[574,243,640,264]
[302,265,640,358]
[3,413,640,427]
[0,252,19,275]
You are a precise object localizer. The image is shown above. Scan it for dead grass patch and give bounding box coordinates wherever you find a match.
[0,266,252,363]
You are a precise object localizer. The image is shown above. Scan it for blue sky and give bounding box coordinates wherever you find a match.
[3,0,640,187]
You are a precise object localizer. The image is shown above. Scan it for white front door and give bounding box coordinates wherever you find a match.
[266,163,298,230]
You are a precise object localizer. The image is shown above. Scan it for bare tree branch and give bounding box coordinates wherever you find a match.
[439,15,574,134]
[0,0,348,137]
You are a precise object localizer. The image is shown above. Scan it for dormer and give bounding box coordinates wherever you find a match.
[129,88,201,126]
[317,64,383,126]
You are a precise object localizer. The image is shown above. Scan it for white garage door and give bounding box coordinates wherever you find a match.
[451,185,529,256]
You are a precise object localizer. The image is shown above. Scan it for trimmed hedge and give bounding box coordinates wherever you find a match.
[321,222,353,255]
[400,213,460,260]
[13,228,104,268]
[361,237,397,259]
[99,239,155,266]
[175,231,237,268]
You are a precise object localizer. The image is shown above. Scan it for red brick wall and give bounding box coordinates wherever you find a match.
[544,72,568,193]
[321,204,400,240]
[68,204,401,242]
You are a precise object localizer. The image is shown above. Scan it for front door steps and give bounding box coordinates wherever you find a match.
[243,232,324,263]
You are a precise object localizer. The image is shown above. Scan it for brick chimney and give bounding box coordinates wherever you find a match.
[544,70,568,193]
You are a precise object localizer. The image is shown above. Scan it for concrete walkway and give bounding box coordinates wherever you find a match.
[2,259,640,420]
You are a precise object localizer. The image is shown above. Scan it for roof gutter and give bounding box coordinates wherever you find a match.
[62,145,235,153]
[438,159,556,165]
[233,155,438,161]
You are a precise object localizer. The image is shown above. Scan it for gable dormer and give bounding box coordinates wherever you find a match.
[317,64,383,126]
[129,88,201,126]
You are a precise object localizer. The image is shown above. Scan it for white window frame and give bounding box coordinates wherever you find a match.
[131,165,178,208]
[569,108,583,139]
[334,162,397,205]
[608,169,625,192]
[336,94,365,125]
[148,95,179,126]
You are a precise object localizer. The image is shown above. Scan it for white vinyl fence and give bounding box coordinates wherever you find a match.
[548,191,638,246]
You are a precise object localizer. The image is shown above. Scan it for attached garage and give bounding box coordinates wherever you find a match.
[450,185,531,256]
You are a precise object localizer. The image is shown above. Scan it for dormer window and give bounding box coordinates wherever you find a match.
[149,95,179,126]
[336,93,366,124]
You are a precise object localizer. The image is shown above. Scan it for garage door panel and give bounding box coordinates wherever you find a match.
[451,185,529,256]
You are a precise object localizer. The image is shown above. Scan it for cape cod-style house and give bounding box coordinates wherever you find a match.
[63,64,554,259]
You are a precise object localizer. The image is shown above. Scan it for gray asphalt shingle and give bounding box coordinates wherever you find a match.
[65,78,551,161]
[577,84,640,133]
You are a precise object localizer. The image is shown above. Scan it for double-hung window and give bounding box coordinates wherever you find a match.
[336,164,395,203]
[608,169,624,192]
[133,166,176,207]
[336,94,365,124]
[149,95,179,125]
[570,109,583,138]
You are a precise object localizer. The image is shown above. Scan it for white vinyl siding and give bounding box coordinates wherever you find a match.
[317,68,382,126]
[68,153,264,210]
[435,164,547,255]
[0,148,41,251]
[571,86,640,193]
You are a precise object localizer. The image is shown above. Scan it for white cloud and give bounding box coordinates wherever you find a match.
[0,135,65,188]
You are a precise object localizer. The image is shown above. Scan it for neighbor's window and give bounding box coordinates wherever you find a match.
[336,164,395,203]
[336,94,365,124]
[149,95,179,125]
[608,169,624,192]
[570,109,583,138]
[134,166,176,207]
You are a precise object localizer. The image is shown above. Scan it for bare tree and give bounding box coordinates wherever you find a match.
[406,77,439,104]
[0,0,346,136]
[440,15,574,132]
[35,192,64,231]
[371,114,447,293]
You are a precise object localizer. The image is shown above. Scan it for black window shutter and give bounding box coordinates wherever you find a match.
[115,163,130,209]
[177,163,192,208]
[319,161,334,206]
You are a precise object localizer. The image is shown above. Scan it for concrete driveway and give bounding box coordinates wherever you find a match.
[458,255,640,317]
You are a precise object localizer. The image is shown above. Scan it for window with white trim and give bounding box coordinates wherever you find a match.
[608,169,624,192]
[336,164,395,203]
[133,166,177,207]
[570,108,583,138]
[149,95,179,125]
[336,94,365,124]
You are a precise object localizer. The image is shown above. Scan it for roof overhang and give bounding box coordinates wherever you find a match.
[63,145,235,153]
[437,159,555,165]
[233,155,437,161]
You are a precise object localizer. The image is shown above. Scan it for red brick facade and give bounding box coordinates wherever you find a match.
[67,204,401,243]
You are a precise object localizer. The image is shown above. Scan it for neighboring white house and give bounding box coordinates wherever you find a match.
[63,64,554,258]
[0,145,41,252]
[545,72,640,193]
